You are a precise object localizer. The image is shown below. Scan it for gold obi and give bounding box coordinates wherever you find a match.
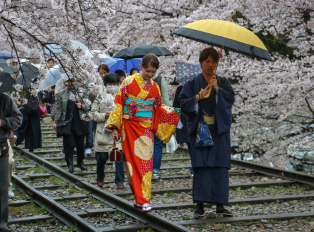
[203,115,215,125]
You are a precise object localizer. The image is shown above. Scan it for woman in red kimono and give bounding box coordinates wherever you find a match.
[106,54,180,212]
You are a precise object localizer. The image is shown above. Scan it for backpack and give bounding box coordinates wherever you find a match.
[154,75,162,93]
[24,90,39,115]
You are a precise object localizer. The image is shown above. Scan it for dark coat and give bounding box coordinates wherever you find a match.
[173,85,190,144]
[15,107,42,150]
[179,73,234,169]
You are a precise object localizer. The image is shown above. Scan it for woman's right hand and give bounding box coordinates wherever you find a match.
[105,111,111,118]
[112,128,119,140]
[53,123,57,132]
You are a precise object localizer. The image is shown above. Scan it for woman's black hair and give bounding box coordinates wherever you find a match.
[129,68,139,75]
[103,73,119,86]
[114,69,125,77]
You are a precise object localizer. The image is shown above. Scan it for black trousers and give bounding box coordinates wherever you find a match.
[63,134,85,166]
[0,153,8,229]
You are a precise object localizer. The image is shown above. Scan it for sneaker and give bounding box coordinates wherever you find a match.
[152,173,160,180]
[85,148,92,156]
[8,190,15,198]
[142,203,152,212]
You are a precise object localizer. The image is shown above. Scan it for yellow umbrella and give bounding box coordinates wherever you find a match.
[173,15,272,98]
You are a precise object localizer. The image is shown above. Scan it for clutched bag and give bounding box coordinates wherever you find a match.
[56,114,72,137]
[195,102,214,147]
[195,121,214,147]
[109,137,122,162]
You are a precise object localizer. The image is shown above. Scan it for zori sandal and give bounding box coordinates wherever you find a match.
[142,203,152,212]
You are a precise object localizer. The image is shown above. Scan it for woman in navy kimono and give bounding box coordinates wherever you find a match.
[179,47,235,218]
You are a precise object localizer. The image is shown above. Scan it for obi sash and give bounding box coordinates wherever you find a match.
[123,98,154,118]
[203,115,215,125]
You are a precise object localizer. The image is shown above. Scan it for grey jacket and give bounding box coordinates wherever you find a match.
[0,93,23,140]
[54,88,88,124]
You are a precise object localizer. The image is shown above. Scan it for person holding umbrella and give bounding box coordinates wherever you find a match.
[179,47,235,218]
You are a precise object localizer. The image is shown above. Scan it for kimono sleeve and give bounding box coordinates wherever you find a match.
[152,84,181,143]
[215,77,235,134]
[178,79,197,118]
[106,81,128,130]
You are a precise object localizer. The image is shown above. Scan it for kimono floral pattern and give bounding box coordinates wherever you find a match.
[106,73,180,204]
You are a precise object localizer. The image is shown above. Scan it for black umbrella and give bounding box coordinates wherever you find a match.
[113,44,173,59]
[0,59,40,93]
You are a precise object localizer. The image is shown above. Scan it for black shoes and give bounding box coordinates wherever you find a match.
[77,162,87,170]
[216,208,233,217]
[67,165,73,173]
[194,211,205,219]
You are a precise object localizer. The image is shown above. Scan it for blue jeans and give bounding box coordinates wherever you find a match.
[85,120,94,149]
[95,152,124,184]
[153,135,163,174]
[187,143,194,174]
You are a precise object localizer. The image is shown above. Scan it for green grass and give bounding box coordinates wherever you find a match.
[13,189,28,200]
[29,166,47,173]
[166,191,175,197]
[123,194,133,199]
[235,187,243,192]
[137,228,155,232]
[65,223,78,231]
[87,195,104,205]
[9,201,46,216]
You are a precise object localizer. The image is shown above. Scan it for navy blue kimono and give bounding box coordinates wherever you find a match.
[179,73,234,205]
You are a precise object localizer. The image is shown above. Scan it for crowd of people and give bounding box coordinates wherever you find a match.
[0,47,234,231]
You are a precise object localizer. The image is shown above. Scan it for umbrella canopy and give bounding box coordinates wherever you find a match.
[175,62,201,85]
[106,58,142,73]
[173,19,272,61]
[113,44,173,59]
[38,68,62,91]
[0,59,40,93]
[86,50,116,66]
[41,40,92,57]
[0,52,14,60]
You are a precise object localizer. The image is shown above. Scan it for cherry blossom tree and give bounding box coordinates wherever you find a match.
[0,0,114,110]
[104,0,314,167]
[1,0,314,166]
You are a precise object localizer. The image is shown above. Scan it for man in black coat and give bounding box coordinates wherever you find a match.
[0,93,22,232]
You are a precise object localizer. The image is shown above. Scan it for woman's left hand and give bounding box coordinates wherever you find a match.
[75,102,82,109]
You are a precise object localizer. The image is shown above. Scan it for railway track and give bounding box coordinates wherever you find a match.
[9,120,314,231]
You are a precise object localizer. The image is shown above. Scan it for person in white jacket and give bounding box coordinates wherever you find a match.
[91,73,125,189]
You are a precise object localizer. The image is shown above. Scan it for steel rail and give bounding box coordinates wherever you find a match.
[175,146,314,186]
[14,146,191,232]
[231,158,314,186]
[12,174,101,232]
